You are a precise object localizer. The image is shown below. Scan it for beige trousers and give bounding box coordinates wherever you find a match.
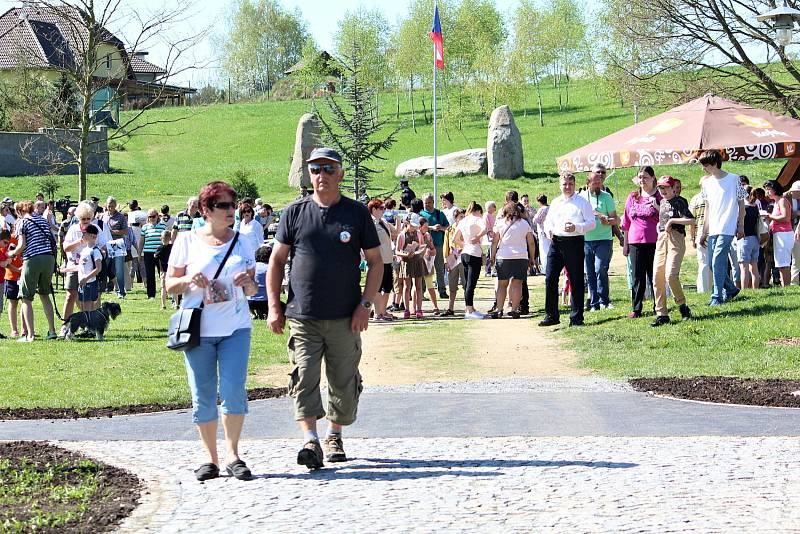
[654,230,687,316]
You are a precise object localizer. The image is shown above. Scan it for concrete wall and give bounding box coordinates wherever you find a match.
[0,127,109,177]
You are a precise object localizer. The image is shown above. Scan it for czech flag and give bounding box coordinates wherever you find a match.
[429,6,444,70]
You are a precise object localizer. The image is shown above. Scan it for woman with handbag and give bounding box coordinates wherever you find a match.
[7,200,58,342]
[166,181,259,482]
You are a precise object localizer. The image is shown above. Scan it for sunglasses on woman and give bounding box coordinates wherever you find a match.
[211,201,236,210]
[309,163,339,175]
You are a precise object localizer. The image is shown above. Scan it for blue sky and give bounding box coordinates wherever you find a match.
[0,0,592,87]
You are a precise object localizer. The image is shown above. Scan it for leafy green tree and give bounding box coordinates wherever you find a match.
[36,176,61,200]
[541,0,588,110]
[220,0,309,98]
[598,0,800,117]
[599,0,655,121]
[4,1,204,200]
[293,39,328,99]
[334,7,390,90]
[509,0,550,126]
[314,47,400,201]
[449,0,505,119]
[334,6,390,118]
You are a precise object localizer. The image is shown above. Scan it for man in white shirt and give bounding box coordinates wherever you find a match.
[539,172,596,327]
[697,150,746,305]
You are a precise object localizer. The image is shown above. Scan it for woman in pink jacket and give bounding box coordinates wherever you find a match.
[621,166,661,318]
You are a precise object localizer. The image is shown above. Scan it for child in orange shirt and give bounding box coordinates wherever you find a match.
[4,233,26,338]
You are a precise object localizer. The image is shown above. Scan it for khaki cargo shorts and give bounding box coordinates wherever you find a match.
[287,318,363,426]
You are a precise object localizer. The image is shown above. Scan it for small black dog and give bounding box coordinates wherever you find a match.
[61,302,122,341]
[249,300,269,320]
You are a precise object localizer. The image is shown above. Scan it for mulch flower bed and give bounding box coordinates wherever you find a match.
[0,387,287,420]
[0,441,141,533]
[630,376,800,407]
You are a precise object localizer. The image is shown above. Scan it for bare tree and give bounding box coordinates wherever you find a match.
[1,0,206,200]
[601,0,800,117]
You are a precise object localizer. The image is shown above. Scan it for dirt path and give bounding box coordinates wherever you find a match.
[255,275,590,387]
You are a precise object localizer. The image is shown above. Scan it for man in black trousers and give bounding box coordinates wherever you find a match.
[539,172,596,327]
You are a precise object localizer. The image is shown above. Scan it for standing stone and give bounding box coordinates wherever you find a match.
[288,113,322,188]
[487,105,524,179]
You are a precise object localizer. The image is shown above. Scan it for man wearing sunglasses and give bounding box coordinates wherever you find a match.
[267,147,382,470]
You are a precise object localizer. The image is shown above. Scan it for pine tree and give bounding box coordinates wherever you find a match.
[52,73,79,128]
[313,45,400,201]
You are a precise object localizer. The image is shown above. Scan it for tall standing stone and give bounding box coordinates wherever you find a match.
[288,113,322,188]
[487,105,524,179]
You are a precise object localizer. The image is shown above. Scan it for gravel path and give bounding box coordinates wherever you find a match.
[364,376,632,393]
[62,436,800,533]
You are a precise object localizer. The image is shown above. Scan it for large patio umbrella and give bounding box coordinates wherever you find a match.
[556,93,800,172]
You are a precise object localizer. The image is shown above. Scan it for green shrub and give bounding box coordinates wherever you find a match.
[36,176,61,200]
[230,169,259,200]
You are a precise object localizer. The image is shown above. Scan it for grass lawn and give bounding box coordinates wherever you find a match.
[0,289,288,410]
[557,251,800,379]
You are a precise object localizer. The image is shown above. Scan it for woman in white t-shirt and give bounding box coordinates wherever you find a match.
[237,203,264,252]
[489,202,536,319]
[453,201,487,319]
[166,181,258,482]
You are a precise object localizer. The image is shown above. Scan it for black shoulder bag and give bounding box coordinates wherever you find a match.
[167,232,239,351]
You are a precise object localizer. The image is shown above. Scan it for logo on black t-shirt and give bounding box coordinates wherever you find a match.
[339,230,351,243]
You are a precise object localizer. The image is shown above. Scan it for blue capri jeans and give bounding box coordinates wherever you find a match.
[184,328,251,424]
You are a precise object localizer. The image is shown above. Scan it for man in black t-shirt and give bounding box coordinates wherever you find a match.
[267,147,382,470]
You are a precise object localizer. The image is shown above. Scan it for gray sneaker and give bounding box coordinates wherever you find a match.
[323,435,347,463]
[297,440,324,470]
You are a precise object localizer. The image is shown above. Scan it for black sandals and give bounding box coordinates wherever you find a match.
[225,459,253,481]
[194,463,220,481]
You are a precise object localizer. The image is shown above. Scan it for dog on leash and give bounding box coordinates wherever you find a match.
[61,302,122,341]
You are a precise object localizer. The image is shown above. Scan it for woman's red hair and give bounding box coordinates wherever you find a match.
[199,181,237,213]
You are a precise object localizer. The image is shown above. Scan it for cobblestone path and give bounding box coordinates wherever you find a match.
[63,436,800,533]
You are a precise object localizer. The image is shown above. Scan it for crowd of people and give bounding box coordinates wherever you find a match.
[0,191,276,341]
[358,149,800,328]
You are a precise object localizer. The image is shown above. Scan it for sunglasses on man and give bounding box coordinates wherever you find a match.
[309,163,339,175]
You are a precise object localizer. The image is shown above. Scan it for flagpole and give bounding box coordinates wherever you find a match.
[432,0,438,207]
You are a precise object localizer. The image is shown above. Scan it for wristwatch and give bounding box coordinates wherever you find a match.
[359,298,373,310]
